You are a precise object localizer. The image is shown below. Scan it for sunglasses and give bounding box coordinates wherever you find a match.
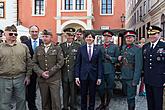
[9,33,18,36]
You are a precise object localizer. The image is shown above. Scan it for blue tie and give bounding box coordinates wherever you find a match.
[33,40,37,51]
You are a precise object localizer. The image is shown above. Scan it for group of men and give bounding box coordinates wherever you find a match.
[0,24,164,110]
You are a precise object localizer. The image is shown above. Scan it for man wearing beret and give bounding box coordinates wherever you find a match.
[75,31,103,110]
[60,28,80,110]
[0,25,32,110]
[96,30,120,110]
[33,29,64,110]
[143,25,165,110]
[118,30,143,110]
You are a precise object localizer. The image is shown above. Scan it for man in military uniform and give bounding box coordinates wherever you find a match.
[75,28,85,45]
[118,30,142,110]
[96,30,120,110]
[143,26,165,110]
[60,28,80,110]
[33,29,64,110]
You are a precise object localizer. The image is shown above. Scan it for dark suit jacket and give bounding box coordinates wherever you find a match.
[75,44,103,80]
[23,39,43,58]
[143,41,165,87]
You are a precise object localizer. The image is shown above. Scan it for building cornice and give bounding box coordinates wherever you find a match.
[148,1,165,16]
[55,16,94,20]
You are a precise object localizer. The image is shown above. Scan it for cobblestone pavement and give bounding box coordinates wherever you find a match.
[34,88,147,110]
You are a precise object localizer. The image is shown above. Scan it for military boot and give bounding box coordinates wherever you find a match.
[128,104,135,110]
[104,92,112,107]
[96,95,105,110]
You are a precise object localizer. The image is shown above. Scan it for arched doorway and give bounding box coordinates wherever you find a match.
[161,14,165,39]
[61,23,85,42]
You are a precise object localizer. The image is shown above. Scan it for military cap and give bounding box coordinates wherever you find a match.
[4,25,17,32]
[76,28,83,33]
[41,29,52,36]
[147,25,162,35]
[102,30,114,37]
[63,27,75,36]
[124,30,136,37]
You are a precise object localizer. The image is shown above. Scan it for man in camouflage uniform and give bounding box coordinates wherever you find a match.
[33,29,64,110]
[118,30,142,110]
[96,30,120,110]
[60,28,80,110]
[75,28,85,45]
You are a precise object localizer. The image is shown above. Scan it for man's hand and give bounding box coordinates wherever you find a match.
[24,76,30,86]
[118,56,123,61]
[104,54,111,60]
[96,79,101,85]
[75,78,80,86]
[41,71,49,79]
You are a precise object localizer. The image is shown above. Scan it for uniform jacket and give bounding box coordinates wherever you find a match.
[143,41,165,87]
[33,43,64,82]
[75,44,103,80]
[100,43,120,74]
[60,41,80,82]
[120,44,142,85]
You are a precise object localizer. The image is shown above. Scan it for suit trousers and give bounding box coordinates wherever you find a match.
[39,80,61,110]
[0,74,26,110]
[145,84,163,110]
[80,79,97,110]
[26,72,38,110]
[62,80,76,109]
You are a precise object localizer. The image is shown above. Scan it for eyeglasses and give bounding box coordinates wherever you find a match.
[76,34,82,35]
[9,33,18,36]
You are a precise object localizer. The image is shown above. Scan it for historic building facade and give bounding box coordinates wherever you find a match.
[17,0,125,42]
[126,0,165,41]
[0,0,17,29]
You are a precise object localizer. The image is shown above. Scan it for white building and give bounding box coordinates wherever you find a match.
[126,0,165,41]
[0,0,17,29]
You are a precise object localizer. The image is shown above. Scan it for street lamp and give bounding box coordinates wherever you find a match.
[120,13,125,28]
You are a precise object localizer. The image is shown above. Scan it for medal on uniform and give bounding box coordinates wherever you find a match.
[157,57,161,61]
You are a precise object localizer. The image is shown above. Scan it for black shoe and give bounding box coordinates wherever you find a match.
[96,104,105,110]
[62,108,69,110]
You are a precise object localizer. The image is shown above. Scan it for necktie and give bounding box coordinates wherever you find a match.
[88,45,92,60]
[33,40,37,51]
[150,44,154,51]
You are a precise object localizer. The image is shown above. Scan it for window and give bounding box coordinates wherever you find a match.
[76,0,84,10]
[161,14,165,38]
[101,0,113,14]
[34,0,45,15]
[143,1,146,15]
[0,2,4,18]
[65,0,73,10]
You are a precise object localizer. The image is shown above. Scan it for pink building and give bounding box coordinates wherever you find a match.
[18,0,125,42]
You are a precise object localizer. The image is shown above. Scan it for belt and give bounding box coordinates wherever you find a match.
[0,74,25,79]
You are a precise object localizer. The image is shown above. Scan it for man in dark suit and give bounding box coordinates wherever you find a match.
[23,25,42,110]
[75,31,103,110]
[60,28,80,110]
[143,25,165,110]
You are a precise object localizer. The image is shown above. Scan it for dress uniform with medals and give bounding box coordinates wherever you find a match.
[96,30,120,110]
[143,26,165,110]
[118,30,143,110]
[33,29,64,110]
[60,28,80,110]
